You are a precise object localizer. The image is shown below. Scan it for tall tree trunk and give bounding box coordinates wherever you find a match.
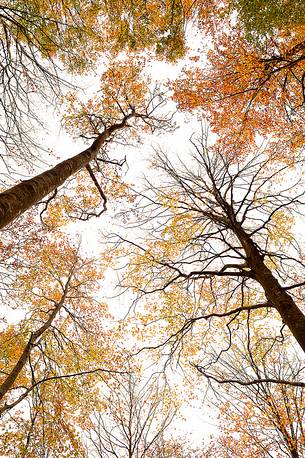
[0,113,134,230]
[235,223,305,354]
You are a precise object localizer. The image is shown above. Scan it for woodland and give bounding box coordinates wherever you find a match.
[1,0,305,456]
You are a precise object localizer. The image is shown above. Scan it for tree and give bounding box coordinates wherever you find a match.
[85,369,179,457]
[0,1,97,165]
[85,366,207,458]
[115,138,305,365]
[0,0,189,168]
[0,110,133,230]
[0,60,172,230]
[0,212,125,454]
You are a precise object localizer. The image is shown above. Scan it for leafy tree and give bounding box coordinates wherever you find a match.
[0,211,125,455]
[111,136,305,454]
[172,4,305,157]
[0,60,172,230]
[232,0,305,40]
[0,0,107,166]
[115,138,305,365]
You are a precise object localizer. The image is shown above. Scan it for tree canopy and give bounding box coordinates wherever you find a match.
[1,1,305,457]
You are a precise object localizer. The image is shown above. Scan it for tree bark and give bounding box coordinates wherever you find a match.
[0,113,134,230]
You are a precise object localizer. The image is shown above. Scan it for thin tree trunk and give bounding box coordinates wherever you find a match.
[0,279,70,402]
[0,113,134,230]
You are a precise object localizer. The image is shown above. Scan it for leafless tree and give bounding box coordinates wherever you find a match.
[85,370,179,458]
[87,377,217,458]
